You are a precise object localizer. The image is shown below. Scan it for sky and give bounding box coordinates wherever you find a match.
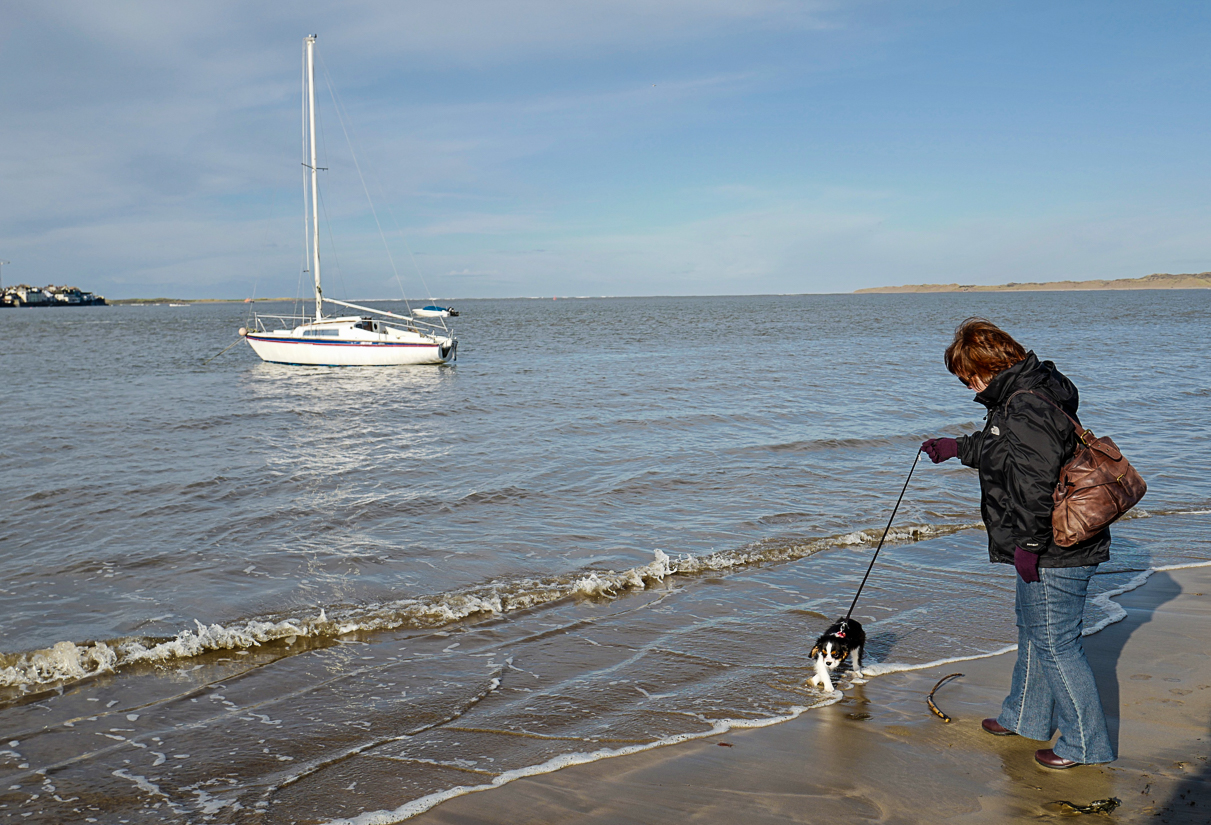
[1,1,1209,300]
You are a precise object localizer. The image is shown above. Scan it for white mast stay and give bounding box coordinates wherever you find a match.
[306,35,323,321]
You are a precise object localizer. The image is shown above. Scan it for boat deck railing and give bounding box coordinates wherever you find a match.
[250,311,453,337]
[385,316,450,336]
[251,313,312,332]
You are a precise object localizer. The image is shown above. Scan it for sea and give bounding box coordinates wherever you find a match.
[1,290,1208,824]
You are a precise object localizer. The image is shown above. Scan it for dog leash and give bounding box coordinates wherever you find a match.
[844,449,922,620]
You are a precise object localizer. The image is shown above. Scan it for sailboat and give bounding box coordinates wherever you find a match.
[243,35,457,367]
[414,305,459,318]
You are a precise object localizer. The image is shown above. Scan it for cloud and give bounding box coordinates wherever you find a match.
[412,214,547,237]
[404,199,1211,298]
[334,0,836,66]
[10,1,839,73]
[1,0,849,295]
[2,2,1208,298]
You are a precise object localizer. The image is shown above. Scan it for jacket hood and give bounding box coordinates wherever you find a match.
[973,351,1079,416]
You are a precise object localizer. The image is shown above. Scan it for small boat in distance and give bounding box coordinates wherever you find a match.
[243,35,456,367]
[414,305,459,318]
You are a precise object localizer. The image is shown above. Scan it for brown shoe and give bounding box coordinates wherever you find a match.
[1035,749,1079,769]
[981,718,1016,736]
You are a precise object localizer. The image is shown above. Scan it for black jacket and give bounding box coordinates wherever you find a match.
[957,351,1111,567]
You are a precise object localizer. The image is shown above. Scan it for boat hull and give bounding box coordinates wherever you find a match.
[245,334,456,366]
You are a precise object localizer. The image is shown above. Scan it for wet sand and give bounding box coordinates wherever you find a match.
[408,565,1211,824]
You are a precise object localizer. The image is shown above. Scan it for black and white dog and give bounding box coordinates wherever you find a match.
[808,617,866,692]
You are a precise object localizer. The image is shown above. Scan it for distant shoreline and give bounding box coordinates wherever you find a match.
[96,272,1211,303]
[854,271,1211,293]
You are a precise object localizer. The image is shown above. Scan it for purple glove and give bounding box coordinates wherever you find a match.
[1014,547,1040,583]
[921,437,958,464]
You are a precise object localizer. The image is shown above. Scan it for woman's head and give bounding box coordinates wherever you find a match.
[944,317,1027,390]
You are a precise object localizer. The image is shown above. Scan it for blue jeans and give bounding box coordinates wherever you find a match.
[996,565,1115,764]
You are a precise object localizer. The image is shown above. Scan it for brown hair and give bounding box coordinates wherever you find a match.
[944,317,1027,385]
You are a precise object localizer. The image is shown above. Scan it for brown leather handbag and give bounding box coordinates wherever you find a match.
[1012,390,1147,547]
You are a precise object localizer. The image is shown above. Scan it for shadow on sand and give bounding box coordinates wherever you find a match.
[1089,570,1211,821]
[1089,570,1183,754]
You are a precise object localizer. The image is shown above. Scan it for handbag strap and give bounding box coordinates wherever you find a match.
[1007,389,1093,444]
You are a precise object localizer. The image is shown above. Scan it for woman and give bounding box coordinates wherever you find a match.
[921,317,1114,769]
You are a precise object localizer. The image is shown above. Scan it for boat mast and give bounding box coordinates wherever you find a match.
[306,35,323,321]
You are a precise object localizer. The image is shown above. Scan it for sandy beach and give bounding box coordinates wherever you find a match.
[402,564,1211,824]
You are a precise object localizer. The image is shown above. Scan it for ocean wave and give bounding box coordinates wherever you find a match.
[1120,505,1211,520]
[743,427,985,456]
[0,520,981,692]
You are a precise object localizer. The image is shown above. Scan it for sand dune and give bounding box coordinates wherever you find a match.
[856,272,1211,293]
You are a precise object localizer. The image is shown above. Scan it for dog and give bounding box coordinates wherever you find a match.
[808,617,866,692]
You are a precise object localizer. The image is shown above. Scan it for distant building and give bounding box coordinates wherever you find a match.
[1,284,106,307]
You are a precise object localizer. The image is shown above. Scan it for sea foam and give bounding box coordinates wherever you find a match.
[0,521,973,691]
